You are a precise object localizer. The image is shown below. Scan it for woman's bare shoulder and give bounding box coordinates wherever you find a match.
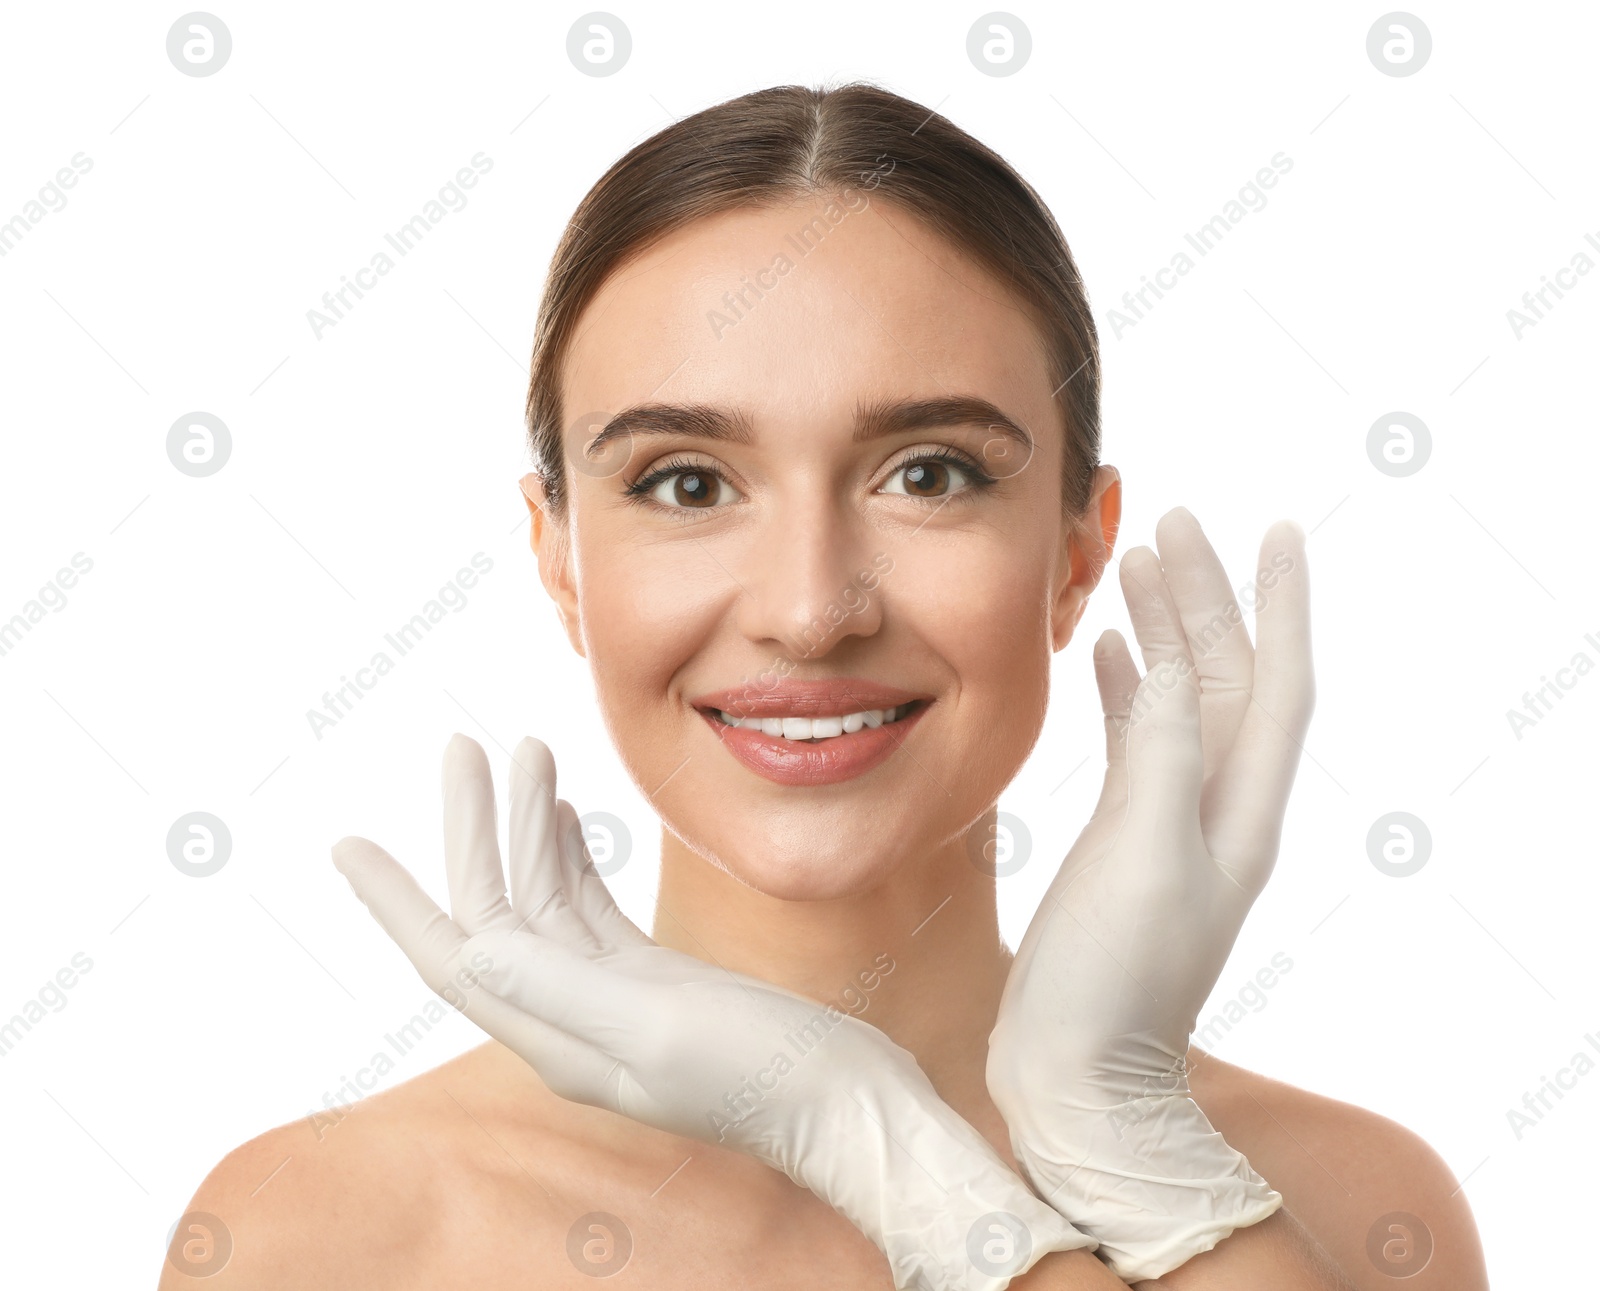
[159,1041,851,1290]
[1186,1047,1489,1290]
[158,1045,578,1291]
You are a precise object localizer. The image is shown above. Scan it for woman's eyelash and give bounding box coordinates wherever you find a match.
[621,445,999,505]
[623,454,723,501]
[888,444,997,488]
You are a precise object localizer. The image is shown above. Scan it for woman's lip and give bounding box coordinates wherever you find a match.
[697,701,930,787]
[687,677,929,720]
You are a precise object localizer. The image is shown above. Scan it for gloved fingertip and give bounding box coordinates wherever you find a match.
[330,835,369,876]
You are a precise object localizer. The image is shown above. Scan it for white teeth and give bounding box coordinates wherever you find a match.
[715,703,915,741]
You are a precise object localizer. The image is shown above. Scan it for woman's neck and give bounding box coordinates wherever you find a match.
[650,820,1020,1164]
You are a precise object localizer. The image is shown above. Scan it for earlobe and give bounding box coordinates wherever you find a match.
[519,473,586,659]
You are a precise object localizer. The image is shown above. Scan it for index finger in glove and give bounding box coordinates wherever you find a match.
[334,833,475,995]
[333,835,622,1096]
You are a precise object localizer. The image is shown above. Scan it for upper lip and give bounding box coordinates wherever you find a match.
[689,677,931,719]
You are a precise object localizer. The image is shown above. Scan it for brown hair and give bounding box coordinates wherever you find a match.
[524,80,1100,517]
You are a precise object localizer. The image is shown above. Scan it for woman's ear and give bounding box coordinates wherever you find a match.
[520,473,586,658]
[1051,465,1121,652]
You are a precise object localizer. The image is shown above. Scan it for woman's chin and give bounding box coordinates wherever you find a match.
[702,838,913,903]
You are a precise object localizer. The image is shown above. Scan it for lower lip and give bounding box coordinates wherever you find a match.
[697,703,930,787]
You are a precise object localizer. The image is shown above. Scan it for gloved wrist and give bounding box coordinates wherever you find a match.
[991,1051,1279,1284]
[784,1050,1099,1291]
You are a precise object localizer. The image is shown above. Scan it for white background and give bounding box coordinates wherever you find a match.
[1,2,1595,1285]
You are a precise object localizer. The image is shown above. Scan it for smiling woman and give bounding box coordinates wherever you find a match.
[169,82,1487,1291]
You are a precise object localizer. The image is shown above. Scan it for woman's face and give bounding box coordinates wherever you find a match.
[533,193,1117,900]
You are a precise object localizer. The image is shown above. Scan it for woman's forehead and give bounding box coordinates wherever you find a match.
[562,199,1055,427]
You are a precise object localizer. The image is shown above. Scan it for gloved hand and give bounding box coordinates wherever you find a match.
[986,510,1314,1283]
[333,733,1098,1291]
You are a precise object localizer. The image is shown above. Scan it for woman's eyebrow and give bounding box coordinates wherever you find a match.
[853,395,1034,453]
[581,395,1032,461]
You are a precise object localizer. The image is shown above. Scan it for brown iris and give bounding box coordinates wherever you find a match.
[901,461,950,497]
[674,472,716,507]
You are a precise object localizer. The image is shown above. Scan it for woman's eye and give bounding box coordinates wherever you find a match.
[880,457,974,499]
[646,468,740,510]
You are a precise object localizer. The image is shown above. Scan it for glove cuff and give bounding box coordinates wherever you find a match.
[774,1062,1099,1290]
[1011,1089,1281,1284]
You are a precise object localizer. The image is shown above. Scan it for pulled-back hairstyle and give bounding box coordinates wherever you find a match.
[525,80,1100,516]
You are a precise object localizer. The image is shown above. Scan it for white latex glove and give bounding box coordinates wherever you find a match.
[987,510,1314,1283]
[334,733,1097,1291]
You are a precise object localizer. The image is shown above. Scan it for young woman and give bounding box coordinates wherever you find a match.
[166,83,1488,1289]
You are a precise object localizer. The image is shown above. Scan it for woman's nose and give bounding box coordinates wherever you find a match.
[732,503,884,659]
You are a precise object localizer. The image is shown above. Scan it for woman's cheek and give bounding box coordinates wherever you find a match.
[580,523,726,667]
[902,532,1051,760]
